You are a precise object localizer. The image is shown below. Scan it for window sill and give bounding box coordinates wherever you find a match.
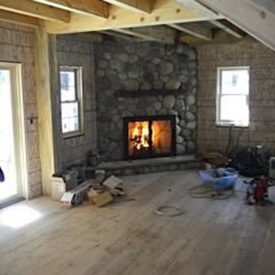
[63,131,84,139]
[215,123,249,129]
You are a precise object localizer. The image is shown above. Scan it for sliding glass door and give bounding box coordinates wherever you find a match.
[0,63,27,205]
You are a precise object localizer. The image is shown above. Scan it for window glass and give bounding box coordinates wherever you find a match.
[62,117,79,133]
[60,71,76,101]
[220,95,249,125]
[60,67,82,136]
[217,67,250,127]
[62,101,78,117]
[221,69,249,95]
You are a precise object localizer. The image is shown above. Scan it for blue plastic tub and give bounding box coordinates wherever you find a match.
[199,170,238,192]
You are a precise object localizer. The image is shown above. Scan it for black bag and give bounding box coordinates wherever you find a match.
[0,166,5,182]
[230,147,267,177]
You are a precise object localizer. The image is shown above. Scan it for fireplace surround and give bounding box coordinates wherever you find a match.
[95,41,197,161]
[123,115,176,160]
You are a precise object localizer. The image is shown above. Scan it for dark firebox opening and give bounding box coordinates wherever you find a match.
[123,115,176,160]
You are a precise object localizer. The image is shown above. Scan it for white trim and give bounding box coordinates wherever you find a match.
[216,66,250,128]
[59,65,84,138]
[0,62,29,201]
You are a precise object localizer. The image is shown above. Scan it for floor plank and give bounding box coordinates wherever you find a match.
[0,170,275,275]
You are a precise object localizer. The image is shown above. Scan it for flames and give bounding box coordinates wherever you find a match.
[128,119,172,157]
[130,121,151,151]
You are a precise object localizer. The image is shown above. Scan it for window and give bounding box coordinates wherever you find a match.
[60,66,83,137]
[216,67,250,127]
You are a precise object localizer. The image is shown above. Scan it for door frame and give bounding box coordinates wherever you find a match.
[0,62,29,204]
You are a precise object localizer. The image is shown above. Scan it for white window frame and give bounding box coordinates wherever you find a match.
[216,66,250,127]
[60,66,84,138]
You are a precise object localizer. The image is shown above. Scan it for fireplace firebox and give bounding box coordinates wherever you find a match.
[123,115,176,160]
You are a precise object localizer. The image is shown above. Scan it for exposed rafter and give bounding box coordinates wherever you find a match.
[113,26,176,43]
[45,0,222,34]
[175,0,219,17]
[34,0,109,18]
[59,33,103,43]
[113,28,153,40]
[103,0,155,14]
[180,29,244,45]
[0,0,70,23]
[168,23,212,40]
[102,30,140,41]
[0,10,39,27]
[196,0,275,51]
[210,20,245,39]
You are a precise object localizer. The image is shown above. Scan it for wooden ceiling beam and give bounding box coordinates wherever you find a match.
[59,32,103,43]
[175,0,219,17]
[196,0,275,51]
[113,26,176,43]
[102,0,155,13]
[169,23,212,40]
[0,10,39,28]
[102,30,141,41]
[113,28,155,40]
[34,0,109,18]
[180,29,244,45]
[210,20,245,39]
[0,0,70,23]
[45,0,222,34]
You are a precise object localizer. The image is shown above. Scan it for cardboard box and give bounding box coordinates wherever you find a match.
[87,189,113,207]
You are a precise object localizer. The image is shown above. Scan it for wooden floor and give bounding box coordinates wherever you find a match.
[1,170,275,275]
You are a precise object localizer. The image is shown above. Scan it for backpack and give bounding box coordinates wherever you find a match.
[0,166,5,182]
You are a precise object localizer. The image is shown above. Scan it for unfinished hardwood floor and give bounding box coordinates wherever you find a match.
[0,170,275,275]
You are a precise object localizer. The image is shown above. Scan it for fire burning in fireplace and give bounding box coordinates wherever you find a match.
[124,116,176,159]
[130,121,150,151]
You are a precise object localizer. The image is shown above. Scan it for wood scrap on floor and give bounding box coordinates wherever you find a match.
[59,174,130,208]
[87,189,113,207]
[102,175,122,189]
[87,175,128,207]
[61,180,94,207]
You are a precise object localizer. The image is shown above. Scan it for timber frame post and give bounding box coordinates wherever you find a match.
[35,21,61,195]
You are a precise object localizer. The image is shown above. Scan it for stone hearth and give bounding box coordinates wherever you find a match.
[97,155,199,176]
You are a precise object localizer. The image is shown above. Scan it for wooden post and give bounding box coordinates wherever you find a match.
[48,34,63,176]
[35,21,61,195]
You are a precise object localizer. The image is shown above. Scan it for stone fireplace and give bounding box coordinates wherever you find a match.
[124,115,176,160]
[95,41,197,161]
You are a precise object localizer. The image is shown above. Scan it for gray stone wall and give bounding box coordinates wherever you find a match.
[197,39,275,153]
[0,22,41,198]
[56,36,97,169]
[94,41,197,161]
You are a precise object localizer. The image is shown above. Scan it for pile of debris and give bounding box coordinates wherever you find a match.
[51,170,128,208]
[198,145,275,205]
[87,175,126,207]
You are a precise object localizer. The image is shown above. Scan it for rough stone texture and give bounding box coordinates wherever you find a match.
[95,41,197,160]
[57,36,97,169]
[163,95,176,109]
[197,39,275,153]
[107,161,199,176]
[0,22,41,198]
[98,155,199,176]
